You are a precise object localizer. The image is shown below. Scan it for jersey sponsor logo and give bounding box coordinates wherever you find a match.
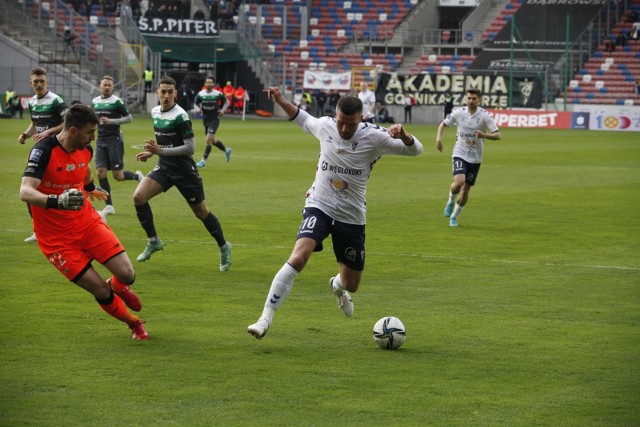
[66,164,76,171]
[29,149,43,162]
[44,181,72,189]
[321,161,363,176]
[330,179,349,198]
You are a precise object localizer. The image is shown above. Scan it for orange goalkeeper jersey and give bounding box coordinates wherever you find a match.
[23,136,97,244]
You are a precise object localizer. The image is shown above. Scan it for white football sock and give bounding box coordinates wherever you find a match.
[261,262,299,322]
[451,204,464,219]
[448,191,457,204]
[331,274,345,295]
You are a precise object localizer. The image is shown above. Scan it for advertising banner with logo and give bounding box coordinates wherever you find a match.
[485,107,639,131]
[376,73,544,109]
[488,110,574,129]
[138,17,219,37]
[577,105,640,132]
[303,71,352,91]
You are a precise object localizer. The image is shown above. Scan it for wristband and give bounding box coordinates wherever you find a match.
[46,195,58,209]
[84,181,96,192]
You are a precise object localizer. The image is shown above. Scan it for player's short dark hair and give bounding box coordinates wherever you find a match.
[100,75,114,83]
[337,95,363,115]
[30,66,47,77]
[158,75,176,89]
[205,75,215,82]
[467,88,482,97]
[64,103,100,129]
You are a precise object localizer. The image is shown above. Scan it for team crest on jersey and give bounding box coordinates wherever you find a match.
[29,149,43,162]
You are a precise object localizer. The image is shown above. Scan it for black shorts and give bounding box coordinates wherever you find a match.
[296,207,366,271]
[147,164,206,204]
[95,137,125,170]
[203,118,220,135]
[452,157,481,186]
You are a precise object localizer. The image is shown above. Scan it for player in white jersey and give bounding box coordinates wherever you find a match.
[357,81,376,123]
[248,86,423,340]
[436,88,501,227]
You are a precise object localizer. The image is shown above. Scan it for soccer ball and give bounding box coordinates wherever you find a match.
[372,316,406,350]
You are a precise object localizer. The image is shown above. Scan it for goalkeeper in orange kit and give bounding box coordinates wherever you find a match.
[19,104,149,340]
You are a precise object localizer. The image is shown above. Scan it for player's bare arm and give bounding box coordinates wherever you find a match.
[143,139,164,156]
[436,122,448,152]
[18,123,36,144]
[265,87,299,119]
[475,130,502,141]
[388,124,415,146]
[136,140,160,162]
[33,123,64,143]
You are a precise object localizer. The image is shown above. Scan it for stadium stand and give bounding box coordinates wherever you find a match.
[408,53,476,74]
[566,2,640,104]
[481,0,524,42]
[245,0,415,89]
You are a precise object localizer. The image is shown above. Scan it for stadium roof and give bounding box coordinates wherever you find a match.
[142,31,262,63]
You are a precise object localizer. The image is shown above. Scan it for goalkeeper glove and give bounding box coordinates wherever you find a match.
[46,189,85,210]
[84,181,109,201]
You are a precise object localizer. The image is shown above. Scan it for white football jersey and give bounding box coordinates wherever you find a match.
[444,106,499,164]
[358,89,376,120]
[294,109,423,225]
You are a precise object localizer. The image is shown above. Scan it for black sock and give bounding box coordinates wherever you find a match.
[123,171,137,180]
[202,212,226,247]
[203,144,212,160]
[99,177,112,205]
[214,140,226,151]
[135,203,157,238]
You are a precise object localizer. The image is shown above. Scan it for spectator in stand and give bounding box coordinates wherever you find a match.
[443,92,453,119]
[303,91,313,112]
[328,90,340,116]
[604,38,615,53]
[636,79,640,97]
[10,92,24,119]
[403,92,414,123]
[209,0,220,29]
[315,89,327,117]
[624,9,637,23]
[130,0,142,20]
[633,25,640,44]
[63,26,79,60]
[616,32,628,47]
[376,103,394,124]
[178,83,195,112]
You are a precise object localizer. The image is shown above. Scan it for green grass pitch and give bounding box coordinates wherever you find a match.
[0,114,638,426]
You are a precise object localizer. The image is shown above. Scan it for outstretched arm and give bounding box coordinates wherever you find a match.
[265,86,299,119]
